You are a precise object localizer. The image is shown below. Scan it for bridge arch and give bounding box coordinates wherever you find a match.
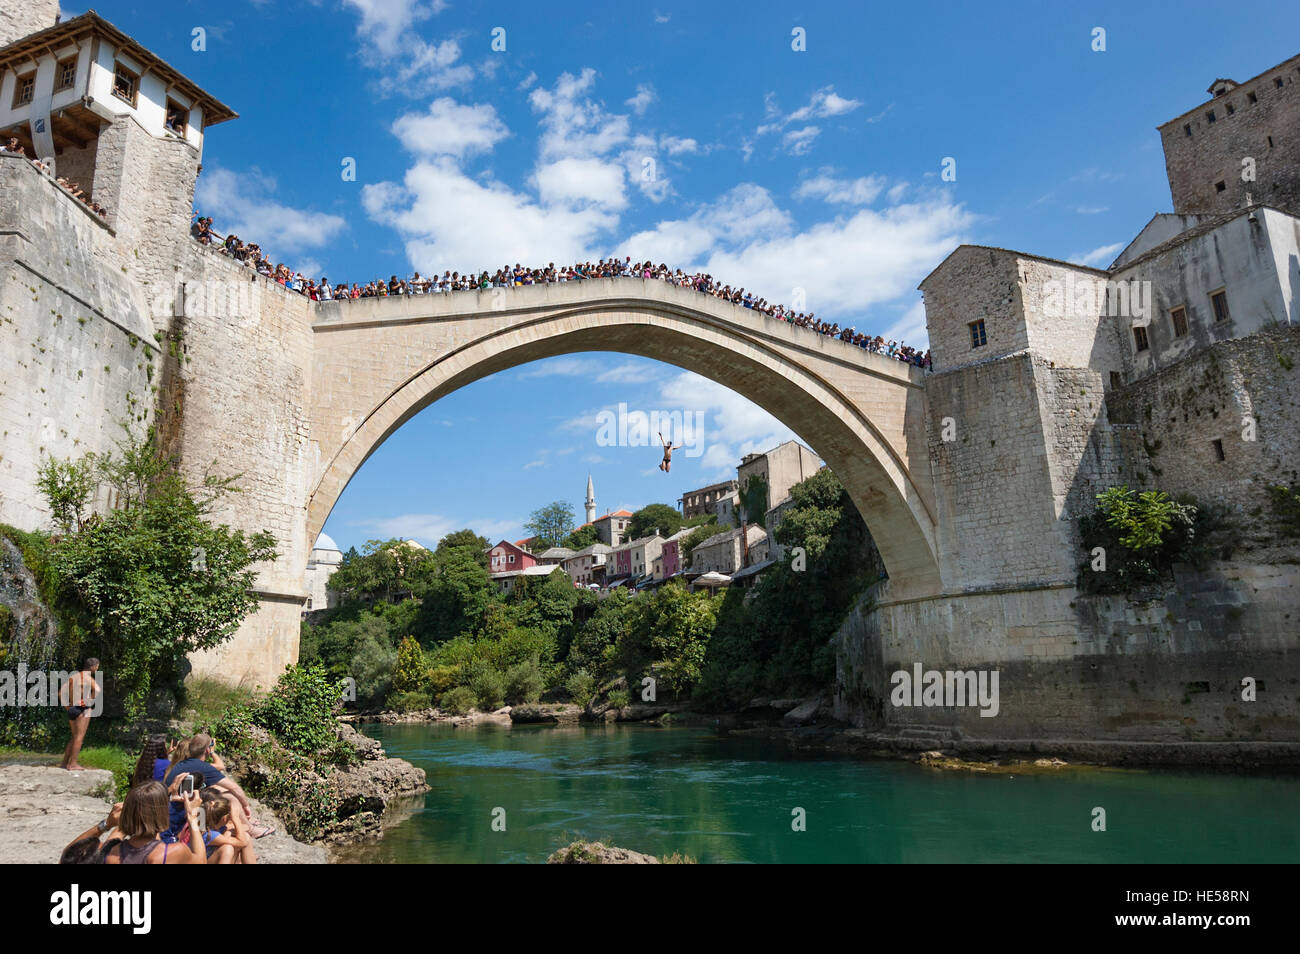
[305,279,941,598]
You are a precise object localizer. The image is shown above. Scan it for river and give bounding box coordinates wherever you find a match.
[336,722,1300,863]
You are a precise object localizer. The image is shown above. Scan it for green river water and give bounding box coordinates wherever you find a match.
[336,722,1300,863]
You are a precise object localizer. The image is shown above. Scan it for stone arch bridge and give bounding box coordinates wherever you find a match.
[305,278,940,599]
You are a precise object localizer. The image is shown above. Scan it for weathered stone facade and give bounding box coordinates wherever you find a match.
[0,1,57,49]
[1159,55,1300,218]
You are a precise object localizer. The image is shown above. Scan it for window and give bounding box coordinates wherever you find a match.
[1210,290,1230,323]
[968,319,987,348]
[1225,102,1235,115]
[1183,124,1192,137]
[508,553,515,564]
[165,99,188,135]
[1206,110,1216,124]
[12,73,34,107]
[112,63,138,106]
[55,58,77,92]
[1248,91,1258,104]
[1109,371,1123,390]
[1268,135,1274,148]
[1275,77,1284,89]
[1212,439,1226,461]
[1133,326,1149,352]
[1215,180,1227,192]
[1170,306,1188,338]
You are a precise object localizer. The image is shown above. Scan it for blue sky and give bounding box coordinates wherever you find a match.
[89,0,1300,551]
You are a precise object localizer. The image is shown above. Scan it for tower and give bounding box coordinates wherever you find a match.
[585,473,596,524]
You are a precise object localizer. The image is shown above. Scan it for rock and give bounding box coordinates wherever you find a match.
[330,756,427,821]
[547,840,661,864]
[510,704,582,725]
[783,698,823,726]
[336,722,383,761]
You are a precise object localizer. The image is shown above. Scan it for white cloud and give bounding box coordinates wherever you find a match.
[625,83,656,116]
[1075,205,1109,215]
[391,98,509,158]
[781,126,820,156]
[795,171,886,205]
[659,136,699,156]
[530,69,630,160]
[789,86,862,122]
[517,71,537,90]
[1070,242,1124,267]
[534,156,627,210]
[659,372,802,479]
[654,11,671,23]
[341,0,470,93]
[195,167,346,254]
[363,159,618,268]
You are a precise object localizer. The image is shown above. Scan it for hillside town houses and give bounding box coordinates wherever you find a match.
[306,442,824,606]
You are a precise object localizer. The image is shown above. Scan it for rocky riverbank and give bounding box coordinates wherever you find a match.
[0,763,327,863]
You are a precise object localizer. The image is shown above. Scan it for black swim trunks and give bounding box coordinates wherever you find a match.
[66,705,86,719]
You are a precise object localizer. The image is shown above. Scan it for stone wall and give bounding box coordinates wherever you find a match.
[0,153,157,531]
[1160,56,1300,218]
[0,0,58,48]
[1106,324,1300,560]
[835,563,1300,741]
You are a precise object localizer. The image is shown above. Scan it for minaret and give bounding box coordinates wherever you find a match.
[585,473,596,524]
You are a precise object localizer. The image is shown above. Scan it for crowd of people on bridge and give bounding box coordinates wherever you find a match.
[190,214,932,370]
[3,138,110,218]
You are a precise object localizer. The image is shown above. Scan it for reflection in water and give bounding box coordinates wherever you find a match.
[335,722,1300,864]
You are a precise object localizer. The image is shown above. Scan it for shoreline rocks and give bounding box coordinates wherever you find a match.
[547,840,663,864]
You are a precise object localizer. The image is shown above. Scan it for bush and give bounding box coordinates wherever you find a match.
[252,663,345,755]
[468,665,506,711]
[439,685,477,715]
[504,658,543,705]
[427,664,460,696]
[607,688,630,709]
[1078,486,1216,593]
[350,634,397,707]
[388,690,432,712]
[391,635,427,695]
[564,669,596,708]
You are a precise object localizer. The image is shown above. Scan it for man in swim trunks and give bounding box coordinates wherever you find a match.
[658,432,683,473]
[59,658,100,771]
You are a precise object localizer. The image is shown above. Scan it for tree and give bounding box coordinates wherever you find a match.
[680,523,720,569]
[563,524,600,550]
[738,475,769,526]
[627,503,683,541]
[524,501,576,551]
[415,545,497,643]
[42,426,277,712]
[437,529,489,565]
[774,468,844,560]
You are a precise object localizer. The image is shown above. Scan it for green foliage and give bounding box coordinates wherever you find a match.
[438,685,477,715]
[1078,487,1217,593]
[562,524,600,549]
[35,456,96,534]
[606,688,630,709]
[388,690,433,712]
[349,634,397,707]
[467,662,506,711]
[567,588,633,676]
[524,501,576,551]
[504,657,544,705]
[414,546,496,643]
[627,504,683,541]
[738,475,769,526]
[37,427,277,713]
[697,468,876,708]
[680,522,720,567]
[564,669,596,707]
[329,539,436,603]
[391,635,427,694]
[1095,486,1181,550]
[612,582,717,696]
[436,529,489,563]
[250,663,345,756]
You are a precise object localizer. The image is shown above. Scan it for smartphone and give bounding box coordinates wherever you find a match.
[180,775,195,796]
